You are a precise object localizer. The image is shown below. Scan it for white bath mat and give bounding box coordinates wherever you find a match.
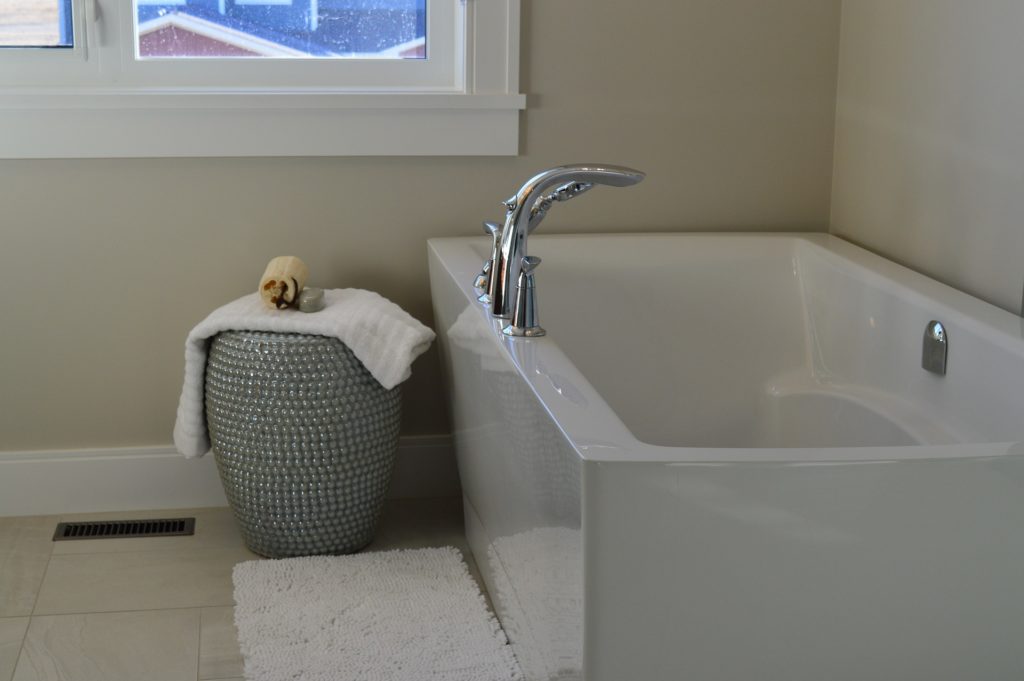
[232,547,522,681]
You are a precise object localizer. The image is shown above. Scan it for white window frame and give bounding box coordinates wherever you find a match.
[0,0,524,158]
[125,0,458,89]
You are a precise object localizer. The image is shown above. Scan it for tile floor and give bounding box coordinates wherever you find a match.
[0,497,469,681]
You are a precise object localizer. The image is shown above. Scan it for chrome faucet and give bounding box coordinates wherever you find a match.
[474,221,502,304]
[487,164,646,319]
[503,255,545,337]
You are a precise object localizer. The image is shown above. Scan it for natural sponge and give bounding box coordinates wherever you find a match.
[258,256,309,309]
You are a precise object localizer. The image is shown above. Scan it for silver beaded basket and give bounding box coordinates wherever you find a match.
[205,331,401,558]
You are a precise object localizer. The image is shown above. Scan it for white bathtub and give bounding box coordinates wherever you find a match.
[427,233,1024,681]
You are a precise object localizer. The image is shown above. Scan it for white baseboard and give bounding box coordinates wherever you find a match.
[0,435,459,517]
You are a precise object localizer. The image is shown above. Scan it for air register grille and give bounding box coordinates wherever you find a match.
[52,518,196,541]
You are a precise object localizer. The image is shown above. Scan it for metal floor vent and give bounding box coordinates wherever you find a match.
[53,518,196,541]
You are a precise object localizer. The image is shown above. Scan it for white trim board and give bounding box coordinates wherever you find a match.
[0,103,523,158]
[0,435,458,517]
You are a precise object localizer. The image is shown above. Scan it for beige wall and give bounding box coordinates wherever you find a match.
[0,0,841,451]
[832,0,1024,314]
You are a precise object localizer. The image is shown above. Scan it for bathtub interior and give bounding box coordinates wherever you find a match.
[526,234,1024,449]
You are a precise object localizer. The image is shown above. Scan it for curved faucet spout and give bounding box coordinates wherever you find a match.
[488,164,645,319]
[507,164,646,212]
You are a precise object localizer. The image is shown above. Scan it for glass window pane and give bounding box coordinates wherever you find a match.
[136,0,426,59]
[0,0,73,47]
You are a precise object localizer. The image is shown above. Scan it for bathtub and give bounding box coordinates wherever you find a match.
[427,233,1024,681]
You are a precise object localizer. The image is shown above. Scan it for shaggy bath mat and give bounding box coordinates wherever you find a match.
[232,547,522,681]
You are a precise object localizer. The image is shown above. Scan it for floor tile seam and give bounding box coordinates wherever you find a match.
[13,609,208,681]
[6,617,30,681]
[49,545,245,558]
[30,604,232,619]
[56,507,230,522]
[197,606,244,681]
[195,604,203,681]
[0,545,53,561]
[0,521,61,566]
[0,521,56,569]
[45,545,252,560]
[0,517,60,532]
[26,540,55,618]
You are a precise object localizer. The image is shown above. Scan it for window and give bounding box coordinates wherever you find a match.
[0,0,523,158]
[135,0,426,59]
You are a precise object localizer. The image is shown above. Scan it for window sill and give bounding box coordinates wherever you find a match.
[0,90,526,158]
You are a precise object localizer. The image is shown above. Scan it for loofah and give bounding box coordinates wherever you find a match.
[259,255,309,309]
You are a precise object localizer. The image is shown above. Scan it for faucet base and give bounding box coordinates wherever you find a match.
[502,324,546,338]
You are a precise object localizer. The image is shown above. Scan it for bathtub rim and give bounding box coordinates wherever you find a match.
[427,232,1024,465]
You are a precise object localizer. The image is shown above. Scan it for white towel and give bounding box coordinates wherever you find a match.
[173,289,435,459]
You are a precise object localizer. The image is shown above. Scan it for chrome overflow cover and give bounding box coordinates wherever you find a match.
[922,320,948,376]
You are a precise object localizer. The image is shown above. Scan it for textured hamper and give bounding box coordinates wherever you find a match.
[204,331,401,558]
